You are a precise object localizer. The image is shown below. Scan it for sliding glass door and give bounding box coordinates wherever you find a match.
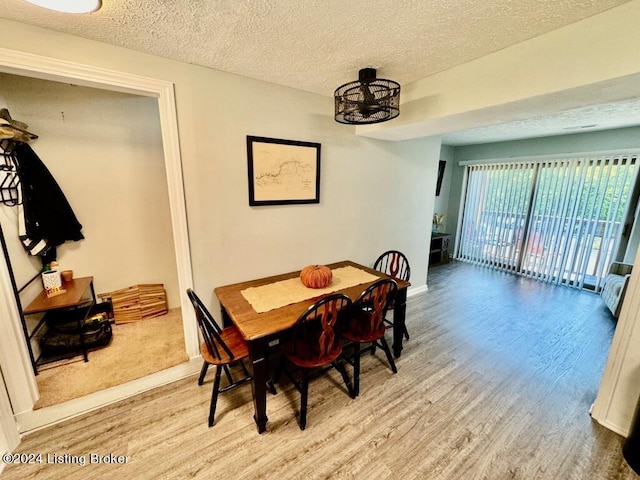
[456,154,638,290]
[457,162,536,271]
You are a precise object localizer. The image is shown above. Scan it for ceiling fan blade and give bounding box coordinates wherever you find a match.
[359,83,378,106]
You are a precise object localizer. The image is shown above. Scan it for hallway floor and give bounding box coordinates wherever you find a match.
[4,261,637,479]
[34,308,188,408]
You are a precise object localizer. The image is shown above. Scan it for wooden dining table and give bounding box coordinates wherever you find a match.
[214,260,410,433]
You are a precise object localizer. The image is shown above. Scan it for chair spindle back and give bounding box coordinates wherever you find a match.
[374,250,410,282]
[187,288,235,362]
[354,279,398,332]
[288,294,352,361]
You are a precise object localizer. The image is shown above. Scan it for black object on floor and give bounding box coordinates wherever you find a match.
[39,316,112,357]
[623,392,640,475]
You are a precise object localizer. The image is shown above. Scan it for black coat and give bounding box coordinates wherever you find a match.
[15,143,84,254]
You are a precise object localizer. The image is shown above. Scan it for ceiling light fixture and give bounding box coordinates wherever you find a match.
[24,0,102,14]
[334,68,400,125]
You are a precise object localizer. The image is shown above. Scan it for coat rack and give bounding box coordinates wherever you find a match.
[0,140,20,207]
[0,109,37,207]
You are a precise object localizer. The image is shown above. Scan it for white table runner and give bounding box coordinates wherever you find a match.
[240,266,379,313]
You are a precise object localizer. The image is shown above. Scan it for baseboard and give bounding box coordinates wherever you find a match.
[591,412,628,438]
[408,285,428,297]
[15,357,202,435]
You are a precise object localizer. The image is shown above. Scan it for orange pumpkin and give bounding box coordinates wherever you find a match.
[300,264,333,289]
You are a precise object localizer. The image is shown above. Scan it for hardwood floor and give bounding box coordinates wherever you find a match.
[3,261,638,479]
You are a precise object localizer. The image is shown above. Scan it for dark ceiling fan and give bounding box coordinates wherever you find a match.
[334,68,400,125]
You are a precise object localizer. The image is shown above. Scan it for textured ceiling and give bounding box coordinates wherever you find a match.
[442,97,640,146]
[0,0,637,144]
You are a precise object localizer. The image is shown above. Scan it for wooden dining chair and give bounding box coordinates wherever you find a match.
[187,288,253,427]
[342,278,398,397]
[373,250,410,340]
[275,293,354,430]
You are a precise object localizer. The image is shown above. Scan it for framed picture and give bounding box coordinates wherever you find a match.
[436,160,446,197]
[247,136,321,206]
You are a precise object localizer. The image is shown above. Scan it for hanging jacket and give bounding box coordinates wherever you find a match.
[15,143,84,260]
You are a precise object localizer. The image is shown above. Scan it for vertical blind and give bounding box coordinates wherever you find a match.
[456,154,638,289]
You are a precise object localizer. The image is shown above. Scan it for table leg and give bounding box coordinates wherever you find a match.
[89,280,97,303]
[392,287,407,358]
[220,306,232,328]
[79,301,92,362]
[248,339,269,434]
[81,281,96,363]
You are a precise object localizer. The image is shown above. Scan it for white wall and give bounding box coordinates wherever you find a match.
[0,366,19,471]
[0,18,439,435]
[179,76,439,308]
[0,0,638,442]
[0,73,180,308]
[0,18,437,301]
[594,246,640,436]
[434,145,454,234]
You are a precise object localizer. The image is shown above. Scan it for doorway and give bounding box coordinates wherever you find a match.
[0,47,198,434]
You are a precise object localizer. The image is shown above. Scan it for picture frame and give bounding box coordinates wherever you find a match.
[247,135,321,206]
[436,160,446,197]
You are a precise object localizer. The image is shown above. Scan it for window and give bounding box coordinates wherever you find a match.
[456,154,638,289]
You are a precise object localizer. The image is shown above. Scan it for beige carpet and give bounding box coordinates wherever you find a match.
[34,308,189,409]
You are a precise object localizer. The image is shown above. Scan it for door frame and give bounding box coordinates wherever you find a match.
[0,47,198,434]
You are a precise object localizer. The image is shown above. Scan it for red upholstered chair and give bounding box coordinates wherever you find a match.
[187,288,253,427]
[373,250,410,340]
[342,278,398,397]
[276,293,354,430]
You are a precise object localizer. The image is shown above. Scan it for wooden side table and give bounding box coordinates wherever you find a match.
[22,276,96,374]
[429,233,451,266]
